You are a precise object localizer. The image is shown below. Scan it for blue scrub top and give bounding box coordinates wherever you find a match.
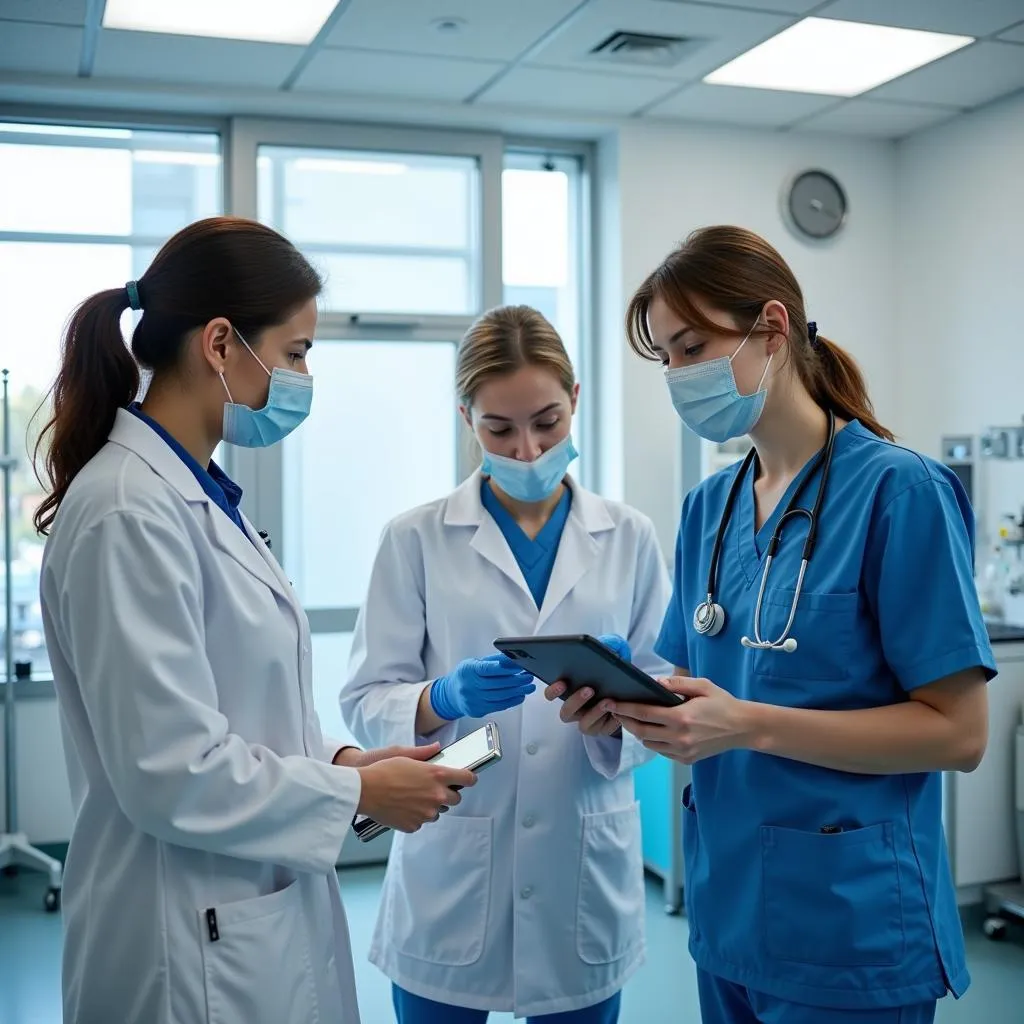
[657,420,996,1011]
[481,479,571,608]
[128,404,247,537]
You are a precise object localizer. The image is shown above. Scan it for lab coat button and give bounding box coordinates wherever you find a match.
[525,743,538,755]
[520,886,533,899]
[522,815,535,829]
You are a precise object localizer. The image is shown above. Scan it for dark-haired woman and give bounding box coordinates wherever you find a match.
[37,216,474,1024]
[607,226,994,1024]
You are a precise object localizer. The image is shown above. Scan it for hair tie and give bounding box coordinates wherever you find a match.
[125,280,142,311]
[807,321,819,348]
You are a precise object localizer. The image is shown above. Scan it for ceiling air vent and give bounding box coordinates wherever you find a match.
[589,30,704,68]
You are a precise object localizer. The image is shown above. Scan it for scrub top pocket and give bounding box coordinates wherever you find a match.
[761,822,905,968]
[752,589,858,683]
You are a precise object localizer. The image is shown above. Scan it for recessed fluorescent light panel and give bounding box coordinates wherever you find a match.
[102,0,340,45]
[704,17,973,97]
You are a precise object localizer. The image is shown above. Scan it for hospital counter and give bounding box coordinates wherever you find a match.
[636,631,1024,913]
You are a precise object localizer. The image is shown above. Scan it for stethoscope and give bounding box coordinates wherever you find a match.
[693,409,836,653]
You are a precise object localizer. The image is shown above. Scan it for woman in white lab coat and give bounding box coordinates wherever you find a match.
[342,305,673,1023]
[36,216,475,1024]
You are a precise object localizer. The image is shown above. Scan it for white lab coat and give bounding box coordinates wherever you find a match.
[40,409,362,1024]
[342,471,672,1017]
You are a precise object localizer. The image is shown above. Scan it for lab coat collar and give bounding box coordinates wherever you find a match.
[446,470,614,619]
[444,470,614,533]
[107,409,290,604]
[109,408,208,503]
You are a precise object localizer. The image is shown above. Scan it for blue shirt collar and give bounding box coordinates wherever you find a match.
[128,403,243,521]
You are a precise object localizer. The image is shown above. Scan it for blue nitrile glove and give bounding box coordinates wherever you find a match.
[598,634,632,663]
[429,653,537,722]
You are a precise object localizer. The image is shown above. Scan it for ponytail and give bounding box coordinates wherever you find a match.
[33,288,139,534]
[810,334,893,442]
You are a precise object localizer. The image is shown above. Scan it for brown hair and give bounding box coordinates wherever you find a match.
[625,225,893,441]
[456,305,575,406]
[34,216,322,534]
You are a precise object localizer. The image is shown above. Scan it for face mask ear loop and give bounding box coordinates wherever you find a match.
[732,311,773,391]
[233,327,272,378]
[219,372,233,402]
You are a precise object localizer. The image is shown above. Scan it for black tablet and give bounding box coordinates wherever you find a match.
[493,634,683,708]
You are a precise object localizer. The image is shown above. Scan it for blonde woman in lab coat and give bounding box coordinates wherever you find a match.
[36,217,475,1024]
[342,305,673,1023]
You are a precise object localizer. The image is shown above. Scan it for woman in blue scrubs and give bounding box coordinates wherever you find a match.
[608,226,994,1024]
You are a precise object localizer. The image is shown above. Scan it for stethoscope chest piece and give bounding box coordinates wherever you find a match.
[692,409,837,654]
[693,598,726,637]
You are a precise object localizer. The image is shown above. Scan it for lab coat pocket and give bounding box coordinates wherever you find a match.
[761,822,905,967]
[390,814,492,966]
[577,802,645,965]
[753,589,858,683]
[199,879,316,1024]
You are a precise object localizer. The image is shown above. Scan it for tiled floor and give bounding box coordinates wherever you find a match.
[1,866,1021,1022]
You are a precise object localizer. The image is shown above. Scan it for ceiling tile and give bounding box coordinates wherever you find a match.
[867,40,1024,108]
[997,22,1024,43]
[0,0,87,26]
[817,0,1024,38]
[92,29,301,87]
[475,66,677,114]
[524,0,796,81]
[324,0,582,62]
[646,82,837,126]
[0,21,81,74]
[296,49,504,101]
[662,0,820,12]
[798,98,961,138]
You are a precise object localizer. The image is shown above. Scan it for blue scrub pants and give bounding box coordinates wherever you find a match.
[697,971,936,1024]
[392,985,621,1024]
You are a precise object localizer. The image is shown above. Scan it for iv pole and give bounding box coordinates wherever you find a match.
[0,369,63,912]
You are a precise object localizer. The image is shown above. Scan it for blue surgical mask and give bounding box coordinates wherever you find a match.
[481,434,578,502]
[664,324,772,443]
[220,330,313,448]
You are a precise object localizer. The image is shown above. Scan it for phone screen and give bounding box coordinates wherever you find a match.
[430,726,493,770]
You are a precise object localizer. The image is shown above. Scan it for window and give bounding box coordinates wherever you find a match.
[0,122,222,679]
[257,146,480,315]
[502,152,585,374]
[281,341,458,608]
[502,150,589,480]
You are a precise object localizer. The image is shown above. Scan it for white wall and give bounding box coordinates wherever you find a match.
[599,121,900,554]
[895,91,1024,550]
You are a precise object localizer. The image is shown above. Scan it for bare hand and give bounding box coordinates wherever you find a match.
[608,676,754,764]
[335,743,441,768]
[356,756,477,834]
[544,681,621,737]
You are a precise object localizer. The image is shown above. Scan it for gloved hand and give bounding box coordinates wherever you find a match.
[597,633,632,663]
[429,653,536,722]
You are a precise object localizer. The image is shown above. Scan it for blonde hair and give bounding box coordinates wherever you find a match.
[456,305,575,406]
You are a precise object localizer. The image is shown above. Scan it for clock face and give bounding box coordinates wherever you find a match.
[787,170,847,239]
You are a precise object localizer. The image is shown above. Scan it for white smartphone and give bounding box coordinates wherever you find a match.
[352,721,502,843]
